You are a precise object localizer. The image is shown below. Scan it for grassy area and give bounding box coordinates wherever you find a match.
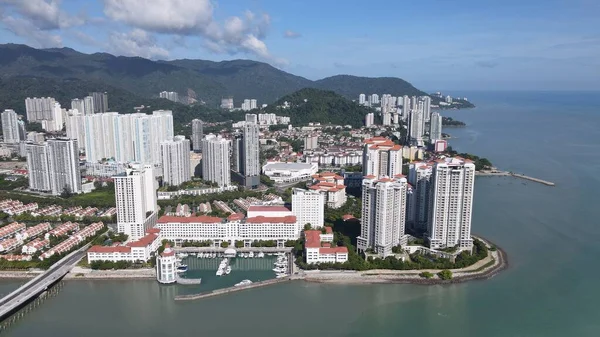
[0,186,116,209]
[68,189,115,208]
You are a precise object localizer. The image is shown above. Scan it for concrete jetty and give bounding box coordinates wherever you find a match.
[476,170,555,186]
[174,277,291,301]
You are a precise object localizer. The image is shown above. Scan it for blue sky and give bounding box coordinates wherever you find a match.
[0,0,599,90]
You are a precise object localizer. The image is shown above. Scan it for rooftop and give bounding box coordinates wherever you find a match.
[247,205,291,213]
[158,215,223,224]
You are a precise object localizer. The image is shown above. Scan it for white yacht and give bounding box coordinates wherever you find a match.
[273,267,286,273]
[258,252,265,258]
[177,253,189,259]
[249,252,255,258]
[225,266,232,275]
[235,279,253,287]
[276,273,287,278]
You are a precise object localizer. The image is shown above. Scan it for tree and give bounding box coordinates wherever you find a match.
[234,240,244,248]
[61,186,73,198]
[303,223,312,231]
[220,241,230,248]
[419,271,434,279]
[438,269,453,280]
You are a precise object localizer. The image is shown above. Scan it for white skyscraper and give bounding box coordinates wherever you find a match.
[242,122,260,188]
[371,94,380,105]
[25,97,56,122]
[201,134,231,187]
[160,91,179,102]
[430,112,442,142]
[422,96,432,122]
[26,138,81,195]
[402,95,410,121]
[427,157,475,250]
[1,109,21,143]
[292,188,324,228]
[365,113,375,127]
[83,96,95,115]
[47,138,82,195]
[71,99,85,114]
[357,175,408,256]
[161,135,191,186]
[191,119,203,152]
[407,162,433,232]
[26,143,52,193]
[359,94,366,105]
[90,92,108,113]
[408,108,424,146]
[362,137,403,178]
[250,99,257,110]
[114,164,158,240]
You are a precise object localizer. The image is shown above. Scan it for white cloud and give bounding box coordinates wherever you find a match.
[102,0,280,61]
[284,30,301,39]
[108,29,169,60]
[0,0,84,30]
[1,15,62,48]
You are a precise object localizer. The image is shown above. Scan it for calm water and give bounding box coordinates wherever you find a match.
[3,91,600,337]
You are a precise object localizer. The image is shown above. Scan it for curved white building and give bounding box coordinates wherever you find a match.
[156,245,176,284]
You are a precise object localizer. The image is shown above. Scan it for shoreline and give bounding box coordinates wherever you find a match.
[300,236,507,285]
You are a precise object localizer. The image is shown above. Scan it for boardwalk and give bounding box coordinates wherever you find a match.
[0,244,88,321]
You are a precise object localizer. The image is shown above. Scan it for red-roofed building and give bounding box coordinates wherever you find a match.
[155,214,301,248]
[363,137,403,178]
[304,229,348,264]
[310,173,348,208]
[87,229,161,263]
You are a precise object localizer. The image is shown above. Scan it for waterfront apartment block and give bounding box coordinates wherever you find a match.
[427,157,475,250]
[304,228,348,264]
[201,134,231,187]
[408,162,434,233]
[161,135,191,186]
[357,175,409,257]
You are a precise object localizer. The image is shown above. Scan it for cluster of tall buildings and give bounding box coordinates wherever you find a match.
[357,137,475,256]
[26,138,81,196]
[24,97,63,132]
[66,110,174,165]
[159,91,179,103]
[241,99,258,111]
[360,94,442,146]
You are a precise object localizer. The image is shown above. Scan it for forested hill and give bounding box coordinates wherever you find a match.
[262,88,374,128]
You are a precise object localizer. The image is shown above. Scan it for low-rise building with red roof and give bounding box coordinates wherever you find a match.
[304,229,348,265]
[310,172,348,208]
[87,229,161,263]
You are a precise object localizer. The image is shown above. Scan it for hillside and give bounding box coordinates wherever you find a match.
[0,44,450,109]
[263,88,374,128]
[314,75,426,100]
[0,77,236,129]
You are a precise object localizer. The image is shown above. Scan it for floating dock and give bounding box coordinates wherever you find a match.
[174,277,291,301]
[476,171,555,186]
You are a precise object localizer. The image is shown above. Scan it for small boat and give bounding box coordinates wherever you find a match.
[235,279,253,287]
[225,266,232,275]
[274,262,287,268]
[276,274,287,279]
[243,253,248,259]
[177,264,188,273]
[216,269,224,276]
[177,253,189,258]
[258,252,265,258]
[273,267,286,273]
[249,252,255,258]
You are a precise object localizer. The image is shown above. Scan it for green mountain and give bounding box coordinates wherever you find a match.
[0,44,440,109]
[263,88,374,128]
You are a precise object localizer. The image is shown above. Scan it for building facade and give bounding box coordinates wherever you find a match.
[161,136,191,186]
[191,119,203,152]
[304,228,349,264]
[291,188,324,228]
[1,109,22,143]
[357,175,408,256]
[407,162,433,233]
[310,172,347,209]
[201,134,231,187]
[426,157,475,250]
[430,112,442,142]
[362,137,403,177]
[114,164,158,240]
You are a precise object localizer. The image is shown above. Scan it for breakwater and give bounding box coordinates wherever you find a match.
[476,170,555,186]
[174,277,291,301]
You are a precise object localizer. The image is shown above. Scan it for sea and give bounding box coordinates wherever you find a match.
[1,91,600,337]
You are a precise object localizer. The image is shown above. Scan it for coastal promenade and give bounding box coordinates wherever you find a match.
[476,170,555,186]
[0,244,89,321]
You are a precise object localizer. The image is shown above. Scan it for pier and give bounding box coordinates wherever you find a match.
[174,277,292,301]
[174,247,293,253]
[476,170,555,186]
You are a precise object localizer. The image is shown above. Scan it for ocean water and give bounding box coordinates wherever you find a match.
[2,91,600,337]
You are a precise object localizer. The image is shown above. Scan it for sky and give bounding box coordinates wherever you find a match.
[0,0,599,91]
